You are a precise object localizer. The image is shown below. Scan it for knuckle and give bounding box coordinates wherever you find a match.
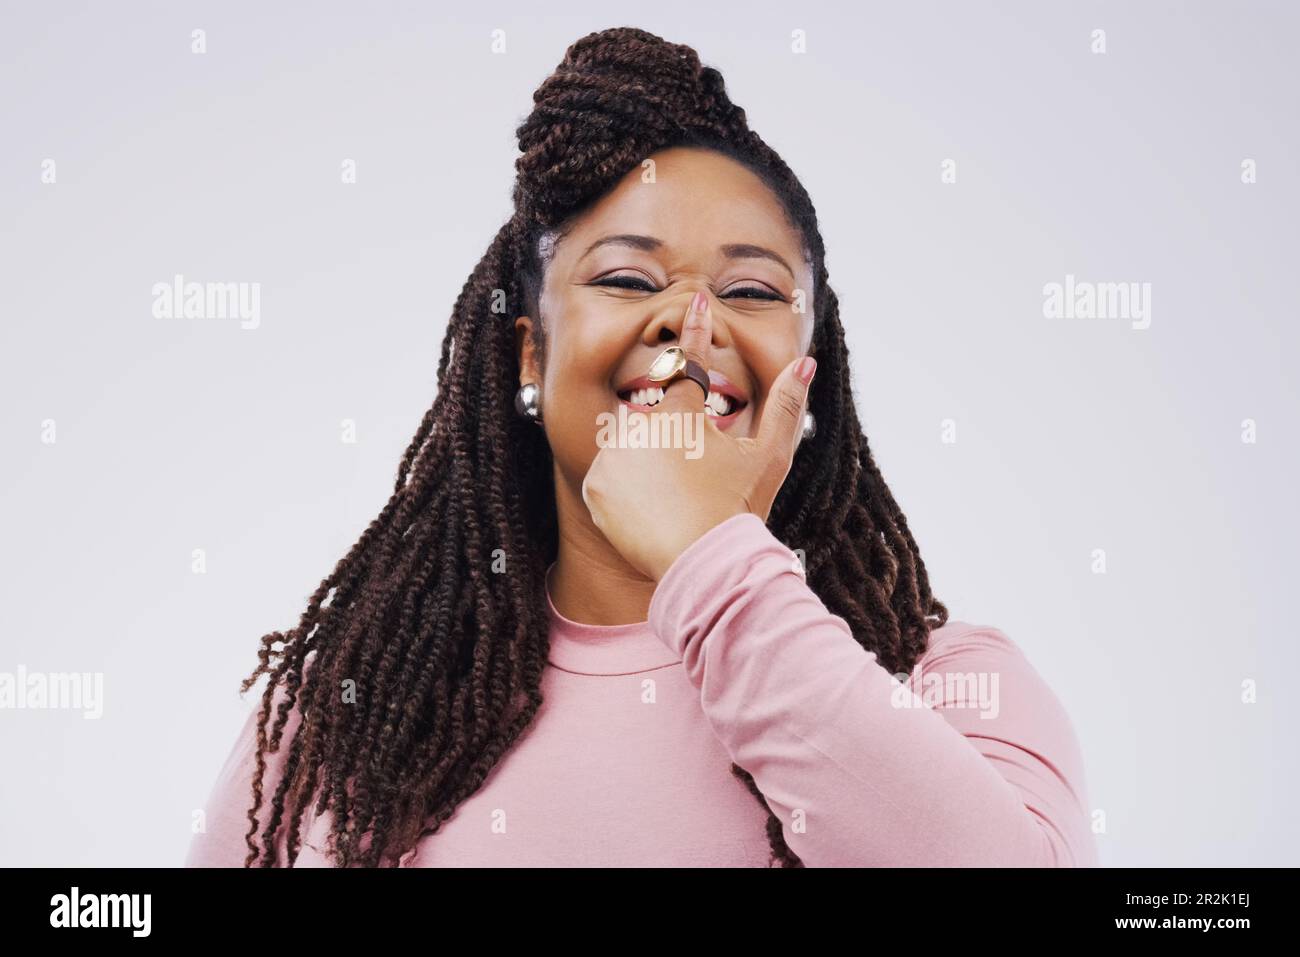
[776,389,803,420]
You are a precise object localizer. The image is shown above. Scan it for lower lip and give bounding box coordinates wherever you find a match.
[617,397,746,432]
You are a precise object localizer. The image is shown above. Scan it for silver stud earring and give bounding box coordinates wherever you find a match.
[515,382,543,425]
[800,411,816,441]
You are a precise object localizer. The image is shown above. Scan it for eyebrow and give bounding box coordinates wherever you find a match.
[579,233,796,281]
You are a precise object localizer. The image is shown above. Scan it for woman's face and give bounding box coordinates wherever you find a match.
[516,145,815,492]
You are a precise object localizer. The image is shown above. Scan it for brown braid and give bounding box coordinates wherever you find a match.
[237,26,948,869]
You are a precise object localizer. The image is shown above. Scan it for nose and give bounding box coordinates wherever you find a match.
[642,288,730,348]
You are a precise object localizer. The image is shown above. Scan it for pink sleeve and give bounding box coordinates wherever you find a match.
[647,512,1098,868]
[185,682,304,868]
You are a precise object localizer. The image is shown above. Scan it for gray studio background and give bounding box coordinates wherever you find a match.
[2,0,1295,866]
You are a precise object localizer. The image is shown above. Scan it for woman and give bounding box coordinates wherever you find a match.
[185,27,1096,868]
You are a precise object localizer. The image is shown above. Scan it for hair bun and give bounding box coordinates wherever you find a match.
[512,27,748,227]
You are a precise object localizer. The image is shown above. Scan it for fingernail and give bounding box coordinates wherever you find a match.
[796,356,817,385]
[692,291,707,314]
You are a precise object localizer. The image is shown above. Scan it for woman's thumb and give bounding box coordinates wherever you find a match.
[755,356,816,459]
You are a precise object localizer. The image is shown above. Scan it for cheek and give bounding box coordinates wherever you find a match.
[538,321,625,477]
[545,324,623,407]
[733,324,805,396]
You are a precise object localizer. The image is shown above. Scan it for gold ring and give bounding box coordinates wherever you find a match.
[646,346,710,402]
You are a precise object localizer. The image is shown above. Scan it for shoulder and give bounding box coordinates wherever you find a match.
[911,619,1098,866]
[910,620,1091,799]
[908,619,1047,700]
[914,620,1060,694]
[185,662,317,867]
[920,618,1021,658]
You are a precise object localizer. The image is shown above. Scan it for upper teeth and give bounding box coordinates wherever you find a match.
[625,386,735,416]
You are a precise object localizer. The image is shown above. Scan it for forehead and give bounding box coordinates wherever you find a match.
[550,147,806,268]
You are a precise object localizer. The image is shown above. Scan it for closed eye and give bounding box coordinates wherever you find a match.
[590,275,786,302]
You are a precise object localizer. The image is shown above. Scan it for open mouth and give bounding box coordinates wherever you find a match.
[615,384,747,418]
[612,370,752,431]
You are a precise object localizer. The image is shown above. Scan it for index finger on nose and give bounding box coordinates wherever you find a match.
[661,290,713,411]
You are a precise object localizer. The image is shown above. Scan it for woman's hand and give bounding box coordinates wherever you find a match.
[581,291,817,582]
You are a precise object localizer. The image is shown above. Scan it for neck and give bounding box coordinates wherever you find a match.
[547,473,657,626]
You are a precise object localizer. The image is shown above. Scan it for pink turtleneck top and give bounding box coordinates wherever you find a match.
[185,512,1097,867]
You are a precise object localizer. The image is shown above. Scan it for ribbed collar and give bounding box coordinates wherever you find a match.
[544,562,682,676]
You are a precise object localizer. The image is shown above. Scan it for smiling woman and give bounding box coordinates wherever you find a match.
[186,26,1097,869]
[521,148,811,453]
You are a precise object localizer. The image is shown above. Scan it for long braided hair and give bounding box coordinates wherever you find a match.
[238,26,948,869]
